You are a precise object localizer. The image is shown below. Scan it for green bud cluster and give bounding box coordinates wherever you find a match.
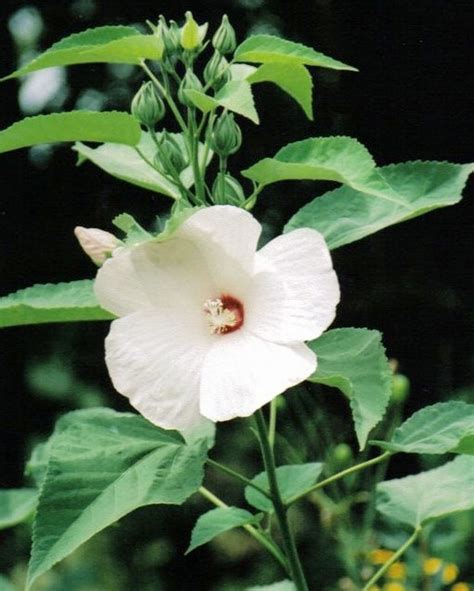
[207,112,242,157]
[131,82,165,127]
[212,173,245,205]
[212,15,236,55]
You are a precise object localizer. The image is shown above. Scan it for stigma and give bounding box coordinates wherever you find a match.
[203,295,244,334]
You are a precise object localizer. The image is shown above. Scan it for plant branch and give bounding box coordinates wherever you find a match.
[206,458,272,499]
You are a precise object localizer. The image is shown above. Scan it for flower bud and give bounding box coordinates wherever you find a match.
[203,50,231,90]
[391,373,410,403]
[158,15,180,56]
[131,82,165,128]
[212,173,245,205]
[178,69,203,107]
[154,131,188,174]
[212,15,236,55]
[180,11,204,51]
[207,112,242,157]
[74,226,120,266]
[330,443,353,469]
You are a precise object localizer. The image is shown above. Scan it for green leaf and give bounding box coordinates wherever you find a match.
[2,26,163,80]
[112,213,151,245]
[0,112,141,154]
[27,408,210,590]
[0,280,114,329]
[376,455,474,528]
[247,582,296,591]
[25,442,52,488]
[74,131,211,198]
[245,463,323,512]
[371,402,474,455]
[186,81,259,124]
[234,34,357,71]
[0,575,16,591]
[215,80,259,124]
[308,328,392,449]
[248,63,313,120]
[186,507,260,554]
[285,161,474,250]
[0,489,38,530]
[242,136,375,187]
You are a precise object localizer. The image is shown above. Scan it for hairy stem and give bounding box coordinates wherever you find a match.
[287,451,392,505]
[255,410,309,591]
[362,527,421,590]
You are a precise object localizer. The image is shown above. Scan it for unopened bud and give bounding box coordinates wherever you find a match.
[212,15,236,55]
[212,173,245,205]
[391,373,410,404]
[74,226,120,266]
[178,69,203,107]
[331,443,353,469]
[180,11,207,51]
[207,112,242,157]
[154,131,188,174]
[204,50,231,90]
[131,82,165,127]
[158,15,180,56]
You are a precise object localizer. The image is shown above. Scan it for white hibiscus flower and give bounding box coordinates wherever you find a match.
[94,206,340,432]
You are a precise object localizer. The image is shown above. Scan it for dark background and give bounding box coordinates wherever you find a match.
[0,0,472,588]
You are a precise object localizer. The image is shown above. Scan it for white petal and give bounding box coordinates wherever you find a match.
[246,228,340,343]
[176,206,261,295]
[95,238,213,317]
[200,330,316,421]
[105,309,213,432]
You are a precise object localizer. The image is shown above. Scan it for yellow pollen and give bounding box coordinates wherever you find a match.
[203,298,238,334]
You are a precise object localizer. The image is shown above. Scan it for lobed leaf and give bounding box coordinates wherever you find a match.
[285,161,474,249]
[241,136,375,187]
[0,112,141,154]
[1,26,163,80]
[308,328,392,449]
[376,455,474,528]
[234,34,357,71]
[0,489,38,530]
[245,463,323,512]
[0,280,114,329]
[248,62,313,120]
[371,401,474,455]
[186,507,261,554]
[74,131,212,198]
[27,408,210,589]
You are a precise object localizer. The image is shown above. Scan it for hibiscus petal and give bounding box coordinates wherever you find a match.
[105,309,213,432]
[246,228,340,343]
[95,239,213,317]
[200,330,316,421]
[177,206,261,294]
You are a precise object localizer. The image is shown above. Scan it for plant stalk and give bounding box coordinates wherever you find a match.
[255,410,309,591]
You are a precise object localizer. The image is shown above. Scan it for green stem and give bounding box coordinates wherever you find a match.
[134,147,182,197]
[362,527,421,590]
[255,410,309,591]
[199,112,216,176]
[206,458,272,499]
[188,109,206,203]
[268,398,278,449]
[287,452,392,506]
[198,486,288,570]
[140,60,188,132]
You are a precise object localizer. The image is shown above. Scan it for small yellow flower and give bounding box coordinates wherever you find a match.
[387,562,407,580]
[451,583,470,591]
[369,549,395,565]
[423,557,443,576]
[442,563,460,585]
[383,583,406,591]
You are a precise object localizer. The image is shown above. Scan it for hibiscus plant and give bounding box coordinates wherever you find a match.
[0,12,473,591]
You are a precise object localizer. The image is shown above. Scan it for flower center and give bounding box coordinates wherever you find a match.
[203,294,244,335]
